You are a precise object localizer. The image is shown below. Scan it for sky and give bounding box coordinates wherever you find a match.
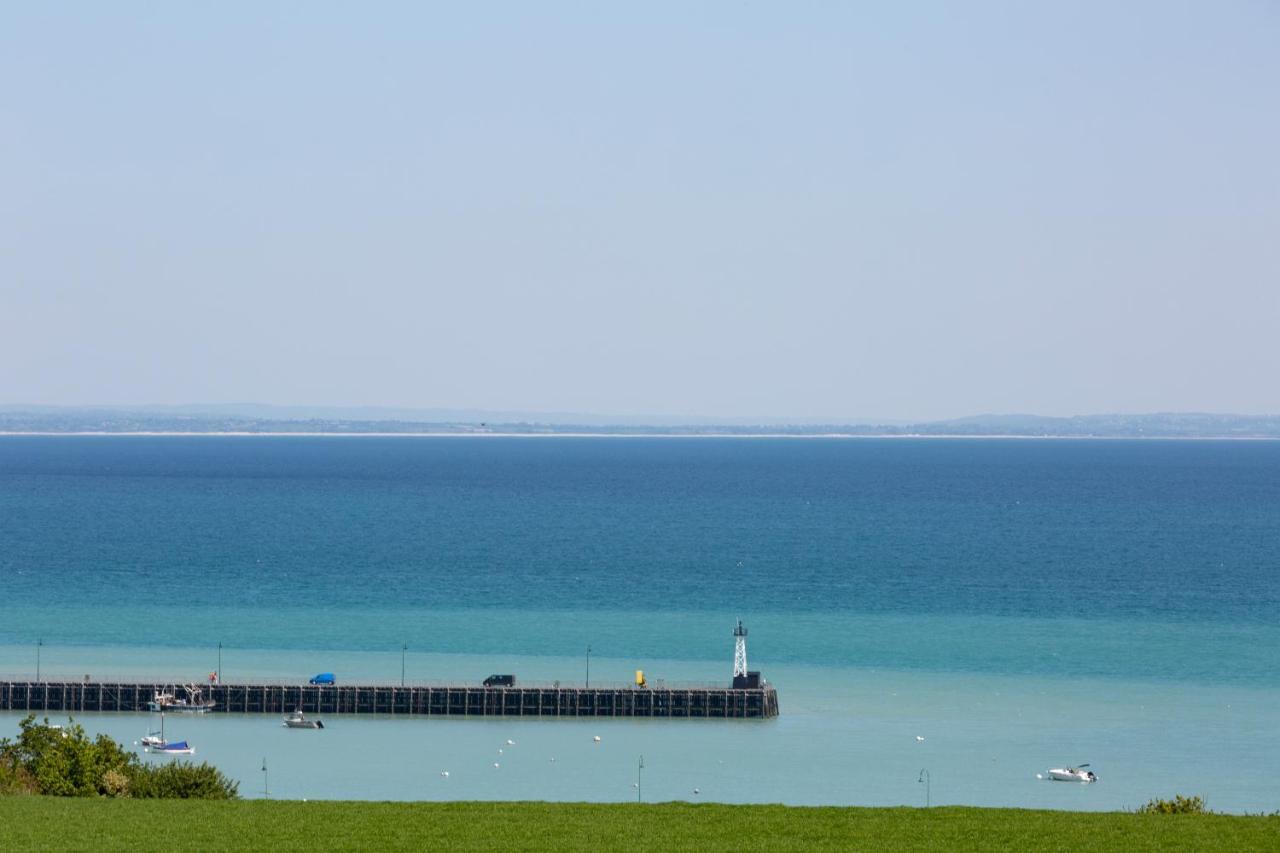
[2,2,1278,422]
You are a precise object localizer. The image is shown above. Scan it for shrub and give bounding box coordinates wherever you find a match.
[1139,795,1209,815]
[128,761,239,800]
[0,716,134,797]
[102,768,131,798]
[0,715,238,799]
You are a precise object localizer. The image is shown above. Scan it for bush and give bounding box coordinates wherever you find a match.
[1139,795,1209,815]
[0,717,135,797]
[0,715,238,799]
[128,760,239,800]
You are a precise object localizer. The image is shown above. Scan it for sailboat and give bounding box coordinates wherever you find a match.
[141,711,196,755]
[148,740,195,755]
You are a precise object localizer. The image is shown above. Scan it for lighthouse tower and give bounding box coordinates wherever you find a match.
[731,618,763,689]
[733,619,748,679]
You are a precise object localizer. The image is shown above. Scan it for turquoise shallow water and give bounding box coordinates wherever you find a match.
[1,437,1278,810]
[2,644,1276,811]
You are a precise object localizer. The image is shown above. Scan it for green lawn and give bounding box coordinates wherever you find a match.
[2,799,1277,852]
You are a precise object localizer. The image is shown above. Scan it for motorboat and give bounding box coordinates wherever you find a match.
[283,709,324,729]
[1047,765,1097,783]
[148,684,216,714]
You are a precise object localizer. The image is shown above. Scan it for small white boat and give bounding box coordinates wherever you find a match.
[283,709,324,730]
[1047,764,1097,783]
[140,711,193,753]
[146,740,195,755]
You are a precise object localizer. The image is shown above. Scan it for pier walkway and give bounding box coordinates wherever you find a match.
[0,680,780,719]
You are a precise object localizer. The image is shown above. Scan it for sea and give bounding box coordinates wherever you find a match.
[1,435,1277,812]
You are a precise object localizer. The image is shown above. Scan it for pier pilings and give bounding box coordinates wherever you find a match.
[0,681,780,719]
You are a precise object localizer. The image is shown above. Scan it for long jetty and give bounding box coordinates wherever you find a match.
[0,680,780,719]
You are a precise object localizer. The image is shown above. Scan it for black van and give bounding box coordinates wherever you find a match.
[483,674,516,687]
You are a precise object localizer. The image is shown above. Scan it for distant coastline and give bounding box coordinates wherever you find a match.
[2,432,1280,441]
[3,407,1280,439]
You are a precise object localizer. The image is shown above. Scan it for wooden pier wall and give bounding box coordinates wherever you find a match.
[0,681,780,719]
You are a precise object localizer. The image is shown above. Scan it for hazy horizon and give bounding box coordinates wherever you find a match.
[3,401,1279,429]
[4,3,1278,420]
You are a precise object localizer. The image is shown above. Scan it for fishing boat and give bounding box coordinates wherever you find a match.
[283,709,324,729]
[1047,764,1097,783]
[148,684,216,714]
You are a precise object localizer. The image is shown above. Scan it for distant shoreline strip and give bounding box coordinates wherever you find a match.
[0,431,1276,440]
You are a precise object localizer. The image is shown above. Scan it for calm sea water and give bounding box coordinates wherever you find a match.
[1,436,1278,811]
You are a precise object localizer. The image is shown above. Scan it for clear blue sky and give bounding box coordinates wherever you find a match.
[2,2,1277,421]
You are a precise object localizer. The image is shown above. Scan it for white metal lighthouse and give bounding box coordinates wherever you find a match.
[733,619,748,679]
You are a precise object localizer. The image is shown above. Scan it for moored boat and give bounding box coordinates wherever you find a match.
[283,709,324,729]
[1047,764,1097,783]
[148,684,216,714]
[146,740,195,755]
[139,710,191,752]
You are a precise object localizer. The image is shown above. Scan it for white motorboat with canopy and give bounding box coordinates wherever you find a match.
[1046,764,1097,783]
[283,709,324,729]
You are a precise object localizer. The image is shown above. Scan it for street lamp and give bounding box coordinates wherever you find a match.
[262,757,269,799]
[401,642,407,687]
[36,638,42,682]
[918,768,931,808]
[217,642,222,683]
[586,645,591,688]
[637,755,645,803]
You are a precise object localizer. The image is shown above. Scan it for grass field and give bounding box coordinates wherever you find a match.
[2,799,1279,852]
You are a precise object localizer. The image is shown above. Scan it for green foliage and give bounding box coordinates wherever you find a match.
[1139,794,1210,814]
[0,715,237,800]
[0,716,134,797]
[0,801,1278,852]
[128,761,239,800]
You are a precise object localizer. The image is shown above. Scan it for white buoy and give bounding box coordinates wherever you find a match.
[1035,773,1043,780]
[440,771,449,777]
[916,736,925,742]
[506,739,515,746]
[498,748,503,754]
[593,735,601,742]
[693,788,700,795]
[493,762,500,768]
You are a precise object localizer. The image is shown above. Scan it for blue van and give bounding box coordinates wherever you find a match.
[309,673,336,685]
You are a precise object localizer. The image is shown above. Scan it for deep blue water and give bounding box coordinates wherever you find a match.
[5,436,1280,810]
[2,436,1278,683]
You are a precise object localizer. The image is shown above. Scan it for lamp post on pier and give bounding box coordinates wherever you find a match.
[401,642,407,687]
[637,755,645,803]
[217,642,222,684]
[585,645,591,688]
[36,638,42,682]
